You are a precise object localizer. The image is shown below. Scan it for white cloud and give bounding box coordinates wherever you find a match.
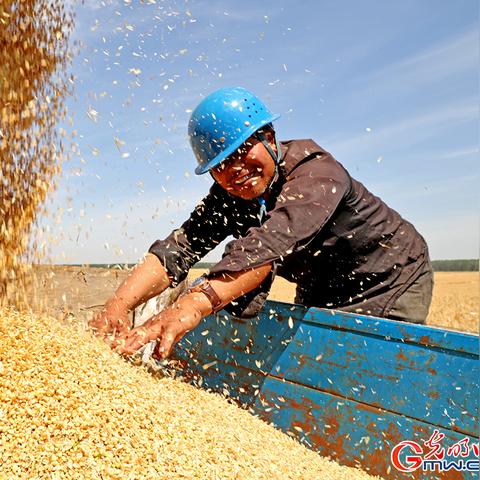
[421,212,479,260]
[360,28,478,91]
[185,0,278,25]
[326,99,477,157]
[65,0,119,12]
[381,172,479,203]
[69,0,188,43]
[43,182,209,264]
[438,146,479,160]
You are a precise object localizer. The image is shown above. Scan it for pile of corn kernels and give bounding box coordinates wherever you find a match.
[0,308,382,479]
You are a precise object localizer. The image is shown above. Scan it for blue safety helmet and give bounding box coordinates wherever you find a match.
[189,87,281,175]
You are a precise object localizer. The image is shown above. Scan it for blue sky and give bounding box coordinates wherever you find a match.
[45,0,479,263]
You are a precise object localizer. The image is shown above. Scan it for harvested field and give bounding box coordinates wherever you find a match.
[0,308,382,480]
[426,271,478,334]
[29,266,478,333]
[193,269,479,334]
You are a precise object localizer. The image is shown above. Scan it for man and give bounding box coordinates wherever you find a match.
[89,87,433,358]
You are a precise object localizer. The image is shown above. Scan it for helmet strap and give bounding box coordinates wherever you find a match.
[255,130,282,193]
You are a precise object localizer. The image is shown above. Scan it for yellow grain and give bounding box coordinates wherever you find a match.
[427,272,478,333]
[0,308,382,479]
[0,0,73,308]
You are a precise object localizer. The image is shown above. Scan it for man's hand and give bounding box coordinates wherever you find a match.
[88,253,171,338]
[113,298,205,358]
[88,300,131,338]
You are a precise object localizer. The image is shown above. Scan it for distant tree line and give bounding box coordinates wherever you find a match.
[193,262,215,269]
[64,259,479,272]
[431,259,478,272]
[197,260,478,272]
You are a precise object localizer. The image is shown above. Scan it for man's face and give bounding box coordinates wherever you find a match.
[210,135,276,200]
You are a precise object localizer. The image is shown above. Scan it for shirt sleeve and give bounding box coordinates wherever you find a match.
[209,153,351,276]
[148,186,231,286]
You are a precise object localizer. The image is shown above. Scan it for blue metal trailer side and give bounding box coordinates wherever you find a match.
[172,300,479,479]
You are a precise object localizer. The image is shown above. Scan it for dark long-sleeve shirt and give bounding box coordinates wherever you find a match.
[149,139,429,318]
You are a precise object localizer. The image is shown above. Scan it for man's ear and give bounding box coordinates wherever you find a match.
[260,125,276,148]
[267,128,277,154]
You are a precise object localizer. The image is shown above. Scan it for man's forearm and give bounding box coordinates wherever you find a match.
[181,263,272,316]
[109,253,171,312]
[113,263,273,357]
[209,264,272,309]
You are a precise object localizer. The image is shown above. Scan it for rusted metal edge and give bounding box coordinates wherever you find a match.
[265,372,479,439]
[173,350,479,439]
[255,375,479,480]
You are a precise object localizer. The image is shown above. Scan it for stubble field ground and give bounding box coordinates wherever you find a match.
[191,269,479,333]
[30,267,478,334]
